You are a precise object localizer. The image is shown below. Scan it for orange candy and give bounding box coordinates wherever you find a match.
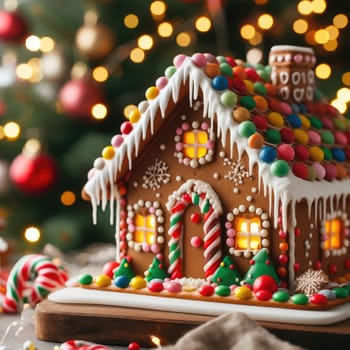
[279,242,289,252]
[253,95,268,111]
[233,66,246,80]
[248,133,264,149]
[205,63,221,78]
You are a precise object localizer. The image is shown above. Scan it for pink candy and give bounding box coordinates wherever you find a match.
[60,340,111,350]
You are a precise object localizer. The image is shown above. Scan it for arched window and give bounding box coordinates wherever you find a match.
[183,130,208,159]
[134,213,156,245]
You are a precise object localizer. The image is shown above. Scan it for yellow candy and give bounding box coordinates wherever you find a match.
[234,285,252,300]
[102,146,115,160]
[95,274,111,287]
[309,146,324,162]
[128,109,141,123]
[145,86,159,100]
[243,80,254,94]
[130,276,147,289]
[298,114,311,129]
[267,112,284,128]
[293,129,309,145]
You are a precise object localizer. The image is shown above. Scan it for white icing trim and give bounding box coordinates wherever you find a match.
[270,45,315,54]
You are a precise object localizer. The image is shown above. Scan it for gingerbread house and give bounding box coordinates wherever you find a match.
[82,45,350,292]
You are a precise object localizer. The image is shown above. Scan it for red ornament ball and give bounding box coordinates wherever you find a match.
[58,78,106,119]
[128,342,140,350]
[102,261,120,278]
[0,10,28,43]
[9,153,57,195]
[253,275,278,294]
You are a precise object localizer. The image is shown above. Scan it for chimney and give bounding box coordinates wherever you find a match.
[269,45,316,103]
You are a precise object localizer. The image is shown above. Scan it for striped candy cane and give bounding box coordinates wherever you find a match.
[60,340,111,350]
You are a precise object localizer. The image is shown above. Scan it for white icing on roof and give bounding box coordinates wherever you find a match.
[84,56,350,235]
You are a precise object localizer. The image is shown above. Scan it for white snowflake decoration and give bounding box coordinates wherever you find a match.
[223,158,250,185]
[142,158,171,191]
[294,268,329,296]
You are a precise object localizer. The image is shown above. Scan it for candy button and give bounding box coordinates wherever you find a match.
[308,130,321,145]
[280,128,295,143]
[215,285,231,297]
[255,289,272,301]
[147,280,164,292]
[279,102,292,115]
[243,79,255,94]
[95,274,112,287]
[173,54,187,68]
[309,115,323,129]
[277,144,295,161]
[248,133,264,149]
[165,66,177,78]
[320,146,332,160]
[270,159,289,177]
[252,115,268,130]
[298,114,311,129]
[292,293,309,305]
[267,112,284,128]
[128,109,141,123]
[233,106,250,122]
[253,95,268,111]
[332,148,346,162]
[191,53,207,67]
[102,146,115,160]
[212,75,229,90]
[253,82,267,96]
[265,129,281,144]
[293,129,309,145]
[111,134,124,147]
[257,68,270,82]
[259,146,277,163]
[334,118,346,131]
[333,287,349,298]
[324,163,337,181]
[205,63,221,78]
[130,276,147,289]
[238,120,256,137]
[320,116,333,129]
[309,146,324,162]
[320,130,335,144]
[265,82,277,97]
[294,144,310,161]
[292,162,309,180]
[114,275,130,288]
[199,284,215,296]
[204,53,218,63]
[120,121,133,135]
[233,66,246,80]
[272,290,290,302]
[145,86,159,100]
[220,90,238,108]
[239,95,256,110]
[156,76,168,89]
[220,62,233,76]
[336,163,347,179]
[287,114,302,128]
[225,56,236,66]
[164,280,182,293]
[234,285,252,299]
[232,77,247,93]
[334,131,347,145]
[245,67,260,82]
[79,274,93,285]
[93,157,105,170]
[310,293,328,305]
[312,163,326,180]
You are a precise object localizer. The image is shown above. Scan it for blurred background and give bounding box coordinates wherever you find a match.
[0,0,349,257]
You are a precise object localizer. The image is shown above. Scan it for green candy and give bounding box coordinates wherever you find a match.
[270,160,289,177]
[292,293,309,305]
[220,63,233,76]
[79,273,93,285]
[239,95,256,110]
[320,130,335,145]
[257,69,270,82]
[309,116,323,129]
[265,129,281,144]
[220,90,238,108]
[164,66,177,78]
[272,290,290,303]
[320,146,332,160]
[238,120,256,137]
[333,287,349,299]
[215,285,231,297]
[334,118,346,131]
[254,82,267,96]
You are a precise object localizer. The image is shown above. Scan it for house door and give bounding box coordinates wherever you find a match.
[167,179,223,280]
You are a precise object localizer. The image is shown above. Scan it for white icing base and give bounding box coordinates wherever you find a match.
[48,287,350,326]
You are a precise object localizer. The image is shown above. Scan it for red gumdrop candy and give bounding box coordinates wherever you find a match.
[255,289,272,301]
[253,275,278,294]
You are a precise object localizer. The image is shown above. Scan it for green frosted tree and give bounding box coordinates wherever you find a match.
[212,255,241,286]
[114,257,135,281]
[144,256,168,282]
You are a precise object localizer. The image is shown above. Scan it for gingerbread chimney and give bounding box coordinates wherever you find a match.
[269,45,316,103]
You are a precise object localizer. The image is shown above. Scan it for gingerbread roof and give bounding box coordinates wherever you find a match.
[84,47,350,229]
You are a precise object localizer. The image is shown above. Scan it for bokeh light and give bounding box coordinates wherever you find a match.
[91,104,108,120]
[138,35,154,50]
[124,14,139,29]
[342,72,350,86]
[25,35,41,52]
[150,1,167,17]
[257,14,274,30]
[158,22,173,37]
[312,0,327,14]
[315,63,331,79]
[40,36,55,52]
[333,14,348,29]
[61,191,76,206]
[176,32,192,47]
[195,16,211,32]
[93,66,109,82]
[314,29,330,44]
[293,19,308,34]
[3,121,20,140]
[297,1,313,15]
[240,24,256,40]
[24,226,41,243]
[123,104,137,118]
[130,48,145,63]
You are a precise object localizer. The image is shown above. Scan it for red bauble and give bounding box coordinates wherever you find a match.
[9,153,57,195]
[0,10,28,43]
[58,78,106,119]
[102,261,119,278]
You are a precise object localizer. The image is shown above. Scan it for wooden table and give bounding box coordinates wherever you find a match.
[35,300,350,349]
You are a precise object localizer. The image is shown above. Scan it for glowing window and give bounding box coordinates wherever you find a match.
[183,130,208,159]
[324,218,342,249]
[134,214,156,244]
[234,215,261,250]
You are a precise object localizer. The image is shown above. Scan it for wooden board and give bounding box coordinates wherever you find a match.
[35,300,350,348]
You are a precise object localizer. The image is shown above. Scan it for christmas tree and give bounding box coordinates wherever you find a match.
[144,255,168,282]
[0,0,349,255]
[211,255,241,286]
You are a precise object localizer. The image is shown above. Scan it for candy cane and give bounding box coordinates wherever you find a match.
[2,254,68,313]
[60,340,111,350]
[168,192,222,280]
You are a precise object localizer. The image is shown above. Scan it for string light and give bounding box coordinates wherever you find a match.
[249,31,262,46]
[331,99,347,114]
[60,191,76,206]
[124,14,139,29]
[93,66,109,82]
[24,226,41,243]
